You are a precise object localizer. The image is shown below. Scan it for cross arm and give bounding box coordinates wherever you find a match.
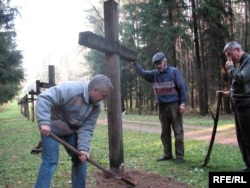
[78,31,137,62]
[39,82,56,88]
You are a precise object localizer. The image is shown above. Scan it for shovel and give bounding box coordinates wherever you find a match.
[49,132,136,186]
[202,92,222,167]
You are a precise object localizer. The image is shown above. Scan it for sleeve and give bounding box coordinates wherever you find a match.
[228,59,250,84]
[174,69,187,104]
[134,62,155,83]
[77,105,102,152]
[35,83,70,127]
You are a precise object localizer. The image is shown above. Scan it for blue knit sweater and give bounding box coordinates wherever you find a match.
[134,63,187,105]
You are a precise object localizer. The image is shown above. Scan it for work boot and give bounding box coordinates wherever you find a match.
[31,146,43,154]
[175,158,184,163]
[157,156,172,162]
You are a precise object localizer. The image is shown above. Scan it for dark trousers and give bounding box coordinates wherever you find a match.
[159,102,184,159]
[233,100,250,167]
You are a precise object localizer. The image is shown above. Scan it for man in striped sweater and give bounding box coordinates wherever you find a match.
[132,52,187,163]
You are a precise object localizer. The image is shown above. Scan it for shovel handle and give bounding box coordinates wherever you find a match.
[203,92,222,167]
[49,132,136,186]
[49,132,115,175]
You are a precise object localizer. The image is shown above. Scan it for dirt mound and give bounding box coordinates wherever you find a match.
[90,170,189,188]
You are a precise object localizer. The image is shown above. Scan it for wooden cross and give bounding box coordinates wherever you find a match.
[29,65,56,122]
[36,65,56,94]
[78,0,137,171]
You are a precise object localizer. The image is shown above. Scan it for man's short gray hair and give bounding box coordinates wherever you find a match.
[223,41,242,52]
[88,74,113,91]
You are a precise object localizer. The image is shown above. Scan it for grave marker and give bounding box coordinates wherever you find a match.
[78,0,137,170]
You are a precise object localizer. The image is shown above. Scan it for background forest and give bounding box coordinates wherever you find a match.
[85,0,250,116]
[0,0,24,105]
[1,0,250,116]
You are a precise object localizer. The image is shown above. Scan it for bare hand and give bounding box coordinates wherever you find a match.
[40,125,51,136]
[216,90,229,97]
[179,105,185,114]
[78,151,89,162]
[225,58,233,69]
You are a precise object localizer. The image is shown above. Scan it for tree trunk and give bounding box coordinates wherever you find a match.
[191,0,206,115]
[244,0,248,51]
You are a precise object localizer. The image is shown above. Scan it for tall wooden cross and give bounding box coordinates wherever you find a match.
[78,0,137,171]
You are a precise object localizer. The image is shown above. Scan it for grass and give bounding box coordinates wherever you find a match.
[0,102,243,188]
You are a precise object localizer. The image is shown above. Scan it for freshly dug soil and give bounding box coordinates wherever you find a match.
[89,170,189,188]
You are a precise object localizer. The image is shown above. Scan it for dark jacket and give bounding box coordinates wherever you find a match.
[228,53,250,99]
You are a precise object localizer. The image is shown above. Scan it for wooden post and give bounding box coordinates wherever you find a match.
[104,0,123,170]
[78,0,137,170]
[19,98,24,115]
[24,66,56,122]
[36,65,56,94]
[28,89,36,122]
[48,65,55,85]
[24,94,29,119]
[36,80,41,94]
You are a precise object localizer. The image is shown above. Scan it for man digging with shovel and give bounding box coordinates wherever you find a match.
[34,74,113,188]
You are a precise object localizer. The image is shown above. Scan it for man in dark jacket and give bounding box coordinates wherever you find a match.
[132,52,187,163]
[224,41,250,172]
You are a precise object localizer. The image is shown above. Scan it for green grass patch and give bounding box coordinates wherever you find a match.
[0,102,242,188]
[121,112,235,127]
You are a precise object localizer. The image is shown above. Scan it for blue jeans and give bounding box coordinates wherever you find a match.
[34,133,87,188]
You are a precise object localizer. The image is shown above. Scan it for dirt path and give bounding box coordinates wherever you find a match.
[97,118,238,146]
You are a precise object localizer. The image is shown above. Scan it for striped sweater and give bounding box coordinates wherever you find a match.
[134,63,187,105]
